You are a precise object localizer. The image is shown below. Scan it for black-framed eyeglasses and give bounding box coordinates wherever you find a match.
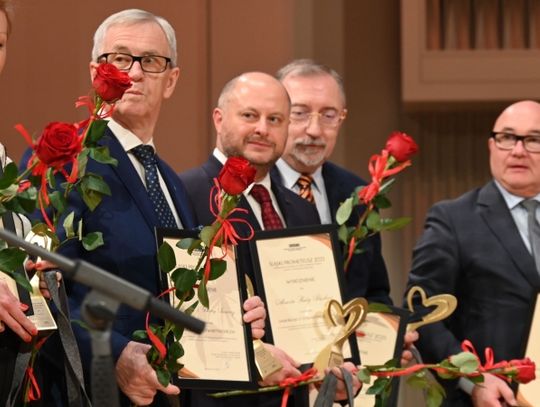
[491,131,540,153]
[98,52,171,73]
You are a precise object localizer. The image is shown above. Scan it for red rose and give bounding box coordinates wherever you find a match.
[508,358,536,384]
[385,131,418,162]
[92,63,132,102]
[35,122,82,169]
[218,157,256,195]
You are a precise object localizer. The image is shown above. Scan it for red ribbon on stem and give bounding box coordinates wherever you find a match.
[279,368,318,407]
[203,179,254,281]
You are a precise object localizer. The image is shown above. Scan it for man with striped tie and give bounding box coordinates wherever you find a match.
[274,59,392,305]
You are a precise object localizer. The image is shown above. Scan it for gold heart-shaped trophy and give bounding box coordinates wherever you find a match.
[312,298,368,378]
[245,276,283,380]
[406,286,457,331]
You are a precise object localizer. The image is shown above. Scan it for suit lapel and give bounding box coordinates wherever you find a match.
[478,181,540,289]
[322,163,341,219]
[156,157,195,229]
[101,131,158,231]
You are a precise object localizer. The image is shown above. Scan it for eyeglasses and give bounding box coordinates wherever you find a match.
[98,52,171,73]
[289,108,345,128]
[491,131,540,153]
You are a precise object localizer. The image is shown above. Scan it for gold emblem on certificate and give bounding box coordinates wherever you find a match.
[245,276,282,379]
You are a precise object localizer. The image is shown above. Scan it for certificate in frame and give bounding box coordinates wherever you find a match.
[249,224,360,368]
[353,305,409,407]
[156,228,258,390]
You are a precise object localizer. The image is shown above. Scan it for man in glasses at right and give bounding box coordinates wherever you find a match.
[406,100,540,406]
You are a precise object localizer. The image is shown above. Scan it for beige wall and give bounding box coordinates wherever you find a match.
[0,2,502,405]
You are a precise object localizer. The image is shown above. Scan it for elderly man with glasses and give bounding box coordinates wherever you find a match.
[405,100,540,407]
[273,59,393,306]
[32,9,267,407]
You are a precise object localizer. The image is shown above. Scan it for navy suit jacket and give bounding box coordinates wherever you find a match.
[38,128,195,405]
[178,155,320,407]
[273,161,392,304]
[406,181,540,406]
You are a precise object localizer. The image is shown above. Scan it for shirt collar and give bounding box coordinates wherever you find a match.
[275,158,322,191]
[108,119,156,152]
[494,180,540,209]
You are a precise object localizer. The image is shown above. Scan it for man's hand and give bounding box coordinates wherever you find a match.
[400,330,419,365]
[116,341,180,405]
[257,343,301,386]
[0,281,37,341]
[471,373,516,407]
[243,295,266,340]
[26,260,62,299]
[327,362,361,401]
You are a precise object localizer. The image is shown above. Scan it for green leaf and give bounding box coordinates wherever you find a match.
[82,173,112,196]
[378,178,396,195]
[77,149,89,177]
[406,371,430,389]
[16,188,38,213]
[366,377,391,395]
[379,217,412,231]
[352,225,368,239]
[48,190,67,214]
[184,300,199,316]
[63,211,75,239]
[172,268,198,293]
[156,367,171,388]
[208,258,227,280]
[366,211,382,231]
[158,242,176,273]
[372,194,392,209]
[200,224,219,247]
[85,119,108,145]
[357,368,372,384]
[198,279,209,308]
[89,146,118,166]
[449,352,479,374]
[82,232,104,251]
[177,238,196,250]
[337,224,349,245]
[0,162,18,188]
[425,381,445,407]
[132,330,148,340]
[336,197,354,225]
[10,270,33,293]
[0,248,28,274]
[367,302,393,313]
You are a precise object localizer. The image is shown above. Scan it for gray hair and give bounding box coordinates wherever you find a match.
[276,59,346,105]
[91,9,178,67]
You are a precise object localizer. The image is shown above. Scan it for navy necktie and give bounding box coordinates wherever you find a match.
[250,184,284,230]
[521,199,540,274]
[131,145,178,229]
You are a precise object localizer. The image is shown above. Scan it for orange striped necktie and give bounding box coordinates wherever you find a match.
[296,174,314,203]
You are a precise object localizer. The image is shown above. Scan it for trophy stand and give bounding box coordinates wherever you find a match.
[82,289,121,407]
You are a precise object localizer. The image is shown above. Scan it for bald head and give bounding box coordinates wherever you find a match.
[213,72,291,180]
[217,72,291,109]
[489,100,540,197]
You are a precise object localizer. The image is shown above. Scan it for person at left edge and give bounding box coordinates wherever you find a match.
[23,9,265,406]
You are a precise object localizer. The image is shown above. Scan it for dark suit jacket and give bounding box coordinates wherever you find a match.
[178,155,320,407]
[47,128,195,406]
[273,161,392,304]
[406,181,540,406]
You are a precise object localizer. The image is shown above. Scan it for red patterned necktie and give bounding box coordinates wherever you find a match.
[250,184,284,230]
[296,174,314,203]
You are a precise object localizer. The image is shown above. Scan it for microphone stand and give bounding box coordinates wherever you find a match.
[0,228,205,407]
